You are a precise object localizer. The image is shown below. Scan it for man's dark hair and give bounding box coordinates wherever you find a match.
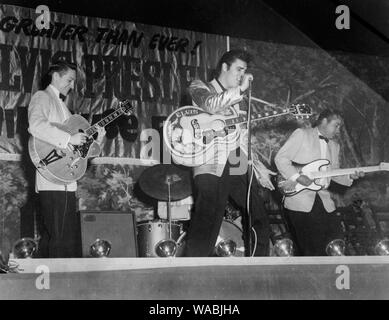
[214,49,252,78]
[40,60,77,89]
[313,108,343,127]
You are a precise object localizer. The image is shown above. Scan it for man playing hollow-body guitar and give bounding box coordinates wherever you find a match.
[184,50,275,257]
[28,60,105,258]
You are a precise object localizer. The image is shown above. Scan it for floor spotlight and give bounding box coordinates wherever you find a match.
[90,239,111,257]
[215,239,237,257]
[155,239,177,257]
[274,238,294,257]
[326,239,345,256]
[374,239,389,256]
[12,237,37,259]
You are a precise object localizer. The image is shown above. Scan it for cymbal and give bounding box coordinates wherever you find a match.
[139,164,192,201]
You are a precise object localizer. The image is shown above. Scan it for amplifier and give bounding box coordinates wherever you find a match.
[80,211,138,257]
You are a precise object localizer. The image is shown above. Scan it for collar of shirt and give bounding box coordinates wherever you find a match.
[316,128,327,152]
[49,84,62,100]
[49,84,69,120]
[215,78,226,92]
[211,78,243,115]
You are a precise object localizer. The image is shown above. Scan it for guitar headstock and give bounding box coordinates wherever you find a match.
[119,100,134,115]
[379,162,389,171]
[288,104,312,119]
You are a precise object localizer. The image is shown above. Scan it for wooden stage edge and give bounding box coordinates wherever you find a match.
[2,256,389,299]
[10,256,389,273]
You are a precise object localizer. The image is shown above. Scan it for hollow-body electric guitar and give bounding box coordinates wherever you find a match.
[163,104,312,167]
[277,159,389,196]
[29,100,134,185]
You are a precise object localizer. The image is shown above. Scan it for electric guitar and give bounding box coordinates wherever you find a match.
[29,100,134,185]
[163,104,312,167]
[277,159,389,196]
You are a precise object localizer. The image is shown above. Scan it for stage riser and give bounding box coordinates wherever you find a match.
[1,263,389,299]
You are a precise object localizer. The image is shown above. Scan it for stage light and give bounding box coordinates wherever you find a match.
[274,238,294,257]
[155,239,177,257]
[215,239,237,257]
[12,237,37,259]
[374,239,389,256]
[326,239,345,256]
[90,239,111,257]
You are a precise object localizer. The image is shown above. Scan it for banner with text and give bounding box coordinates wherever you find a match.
[0,4,227,157]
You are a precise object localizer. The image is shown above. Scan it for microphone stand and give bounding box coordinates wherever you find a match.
[246,80,253,256]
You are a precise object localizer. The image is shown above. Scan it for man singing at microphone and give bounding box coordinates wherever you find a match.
[184,49,275,257]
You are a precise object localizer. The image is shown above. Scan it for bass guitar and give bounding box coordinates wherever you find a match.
[163,104,312,167]
[277,159,389,196]
[29,100,134,185]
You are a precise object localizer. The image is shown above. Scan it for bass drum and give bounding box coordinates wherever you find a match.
[178,219,246,257]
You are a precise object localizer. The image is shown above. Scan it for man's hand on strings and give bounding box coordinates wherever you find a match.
[69,132,87,145]
[96,126,106,145]
[253,160,277,191]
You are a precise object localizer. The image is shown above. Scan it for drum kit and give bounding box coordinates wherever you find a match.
[137,164,246,257]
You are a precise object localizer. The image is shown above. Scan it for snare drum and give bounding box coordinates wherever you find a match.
[137,220,184,257]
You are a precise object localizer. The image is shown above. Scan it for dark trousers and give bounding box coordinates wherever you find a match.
[37,191,82,258]
[185,161,270,257]
[284,195,344,256]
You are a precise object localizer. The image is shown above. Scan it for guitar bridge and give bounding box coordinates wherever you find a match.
[191,119,202,139]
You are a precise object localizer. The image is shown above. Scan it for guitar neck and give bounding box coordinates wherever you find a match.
[85,107,125,137]
[225,110,291,126]
[311,166,381,179]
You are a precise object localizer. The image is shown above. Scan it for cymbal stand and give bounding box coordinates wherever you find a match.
[166,176,172,239]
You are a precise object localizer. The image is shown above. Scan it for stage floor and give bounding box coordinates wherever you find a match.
[1,256,389,299]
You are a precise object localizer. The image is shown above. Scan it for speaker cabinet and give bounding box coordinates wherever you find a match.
[80,211,138,257]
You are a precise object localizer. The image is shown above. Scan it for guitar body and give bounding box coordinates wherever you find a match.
[29,114,101,185]
[164,104,312,167]
[163,106,241,167]
[277,159,330,196]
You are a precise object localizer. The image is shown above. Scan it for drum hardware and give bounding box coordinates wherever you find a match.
[155,175,178,257]
[138,164,192,257]
[138,164,252,257]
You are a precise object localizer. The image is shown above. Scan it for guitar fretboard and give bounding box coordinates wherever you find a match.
[225,110,291,126]
[84,103,128,137]
[311,165,381,179]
